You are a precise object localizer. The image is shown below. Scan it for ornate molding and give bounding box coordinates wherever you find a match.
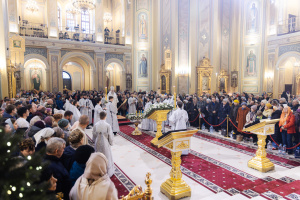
[24,47,47,58]
[105,53,124,62]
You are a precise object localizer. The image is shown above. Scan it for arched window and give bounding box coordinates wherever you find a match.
[63,71,71,79]
[81,11,90,33]
[66,13,76,31]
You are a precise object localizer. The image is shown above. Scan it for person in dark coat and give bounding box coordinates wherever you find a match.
[291,99,299,112]
[294,108,300,145]
[218,99,231,131]
[208,97,219,131]
[3,105,17,119]
[44,137,71,200]
[187,97,199,127]
[281,91,288,102]
[27,121,45,138]
[60,129,84,172]
[269,106,283,149]
[230,100,241,134]
[69,145,95,186]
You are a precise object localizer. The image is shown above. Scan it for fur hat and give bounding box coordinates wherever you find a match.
[251,105,257,111]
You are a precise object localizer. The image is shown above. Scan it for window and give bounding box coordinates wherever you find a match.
[58,7,61,28]
[81,12,90,33]
[66,13,76,31]
[63,71,71,79]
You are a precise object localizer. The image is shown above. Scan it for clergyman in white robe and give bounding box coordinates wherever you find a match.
[64,100,81,125]
[169,102,189,155]
[92,119,115,177]
[128,96,137,114]
[106,100,120,133]
[79,98,94,125]
[141,101,152,130]
[107,87,118,108]
[94,104,103,125]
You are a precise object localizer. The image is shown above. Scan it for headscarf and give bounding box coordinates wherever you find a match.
[83,152,108,183]
[30,116,42,127]
[53,127,64,138]
[251,105,257,111]
[279,106,292,127]
[34,121,46,129]
[34,128,55,147]
[234,99,239,104]
[44,116,53,127]
[58,119,69,129]
[266,103,272,109]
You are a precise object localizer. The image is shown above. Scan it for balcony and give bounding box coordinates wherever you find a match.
[277,16,300,36]
[19,21,125,45]
[19,20,48,38]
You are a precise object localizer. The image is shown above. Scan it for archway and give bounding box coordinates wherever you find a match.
[275,52,300,96]
[62,71,72,90]
[23,59,48,91]
[62,62,85,91]
[60,52,96,91]
[105,62,123,92]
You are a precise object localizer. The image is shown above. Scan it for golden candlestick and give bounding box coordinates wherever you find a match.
[105,87,107,100]
[148,110,171,146]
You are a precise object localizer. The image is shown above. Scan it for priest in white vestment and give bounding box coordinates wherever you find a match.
[92,111,115,177]
[106,96,120,135]
[141,97,152,130]
[79,95,94,125]
[169,101,189,155]
[64,99,81,125]
[94,98,103,125]
[128,94,137,114]
[107,86,118,108]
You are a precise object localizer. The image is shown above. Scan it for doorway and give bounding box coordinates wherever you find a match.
[285,84,292,93]
[63,71,72,90]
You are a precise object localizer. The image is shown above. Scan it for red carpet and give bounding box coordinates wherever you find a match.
[111,164,136,198]
[195,132,300,169]
[119,125,259,193]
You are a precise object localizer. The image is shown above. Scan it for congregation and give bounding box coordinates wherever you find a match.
[1,87,300,199]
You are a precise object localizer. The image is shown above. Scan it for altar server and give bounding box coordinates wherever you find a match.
[94,98,103,125]
[79,94,94,125]
[106,96,120,135]
[169,101,189,155]
[128,93,137,114]
[141,97,152,130]
[107,86,118,107]
[92,111,114,177]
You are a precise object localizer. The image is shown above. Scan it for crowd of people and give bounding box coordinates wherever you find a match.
[1,87,300,199]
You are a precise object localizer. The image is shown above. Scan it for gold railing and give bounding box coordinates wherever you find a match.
[120,172,153,200]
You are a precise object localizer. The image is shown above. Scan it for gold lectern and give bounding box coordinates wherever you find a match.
[156,129,198,200]
[148,110,172,146]
[242,119,280,173]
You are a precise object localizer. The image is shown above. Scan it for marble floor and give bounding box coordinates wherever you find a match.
[85,128,300,199]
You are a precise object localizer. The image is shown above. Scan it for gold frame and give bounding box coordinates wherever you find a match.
[218,70,229,92]
[196,58,213,95]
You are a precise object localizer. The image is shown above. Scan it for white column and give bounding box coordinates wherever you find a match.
[0,0,9,98]
[95,0,104,43]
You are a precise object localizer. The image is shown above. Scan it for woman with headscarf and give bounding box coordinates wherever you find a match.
[263,103,273,118]
[44,116,54,127]
[27,120,46,138]
[244,105,257,127]
[279,106,296,154]
[34,128,55,151]
[69,152,118,200]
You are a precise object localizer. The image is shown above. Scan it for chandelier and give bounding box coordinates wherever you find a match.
[72,0,96,13]
[66,6,80,15]
[103,12,112,23]
[26,0,39,13]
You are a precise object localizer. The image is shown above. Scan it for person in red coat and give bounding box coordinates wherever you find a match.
[236,102,250,133]
[279,106,295,154]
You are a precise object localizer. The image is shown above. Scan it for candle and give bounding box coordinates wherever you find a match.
[105,87,107,100]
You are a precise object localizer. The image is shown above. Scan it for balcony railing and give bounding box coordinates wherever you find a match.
[19,20,48,38]
[277,16,300,35]
[18,20,125,45]
[58,26,95,43]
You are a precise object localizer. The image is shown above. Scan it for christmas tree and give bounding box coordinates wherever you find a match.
[0,127,55,200]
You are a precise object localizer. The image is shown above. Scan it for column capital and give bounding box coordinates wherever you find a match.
[47,46,61,55]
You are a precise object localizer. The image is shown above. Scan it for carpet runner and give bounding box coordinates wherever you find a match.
[111,164,136,198]
[118,125,259,193]
[194,132,300,169]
